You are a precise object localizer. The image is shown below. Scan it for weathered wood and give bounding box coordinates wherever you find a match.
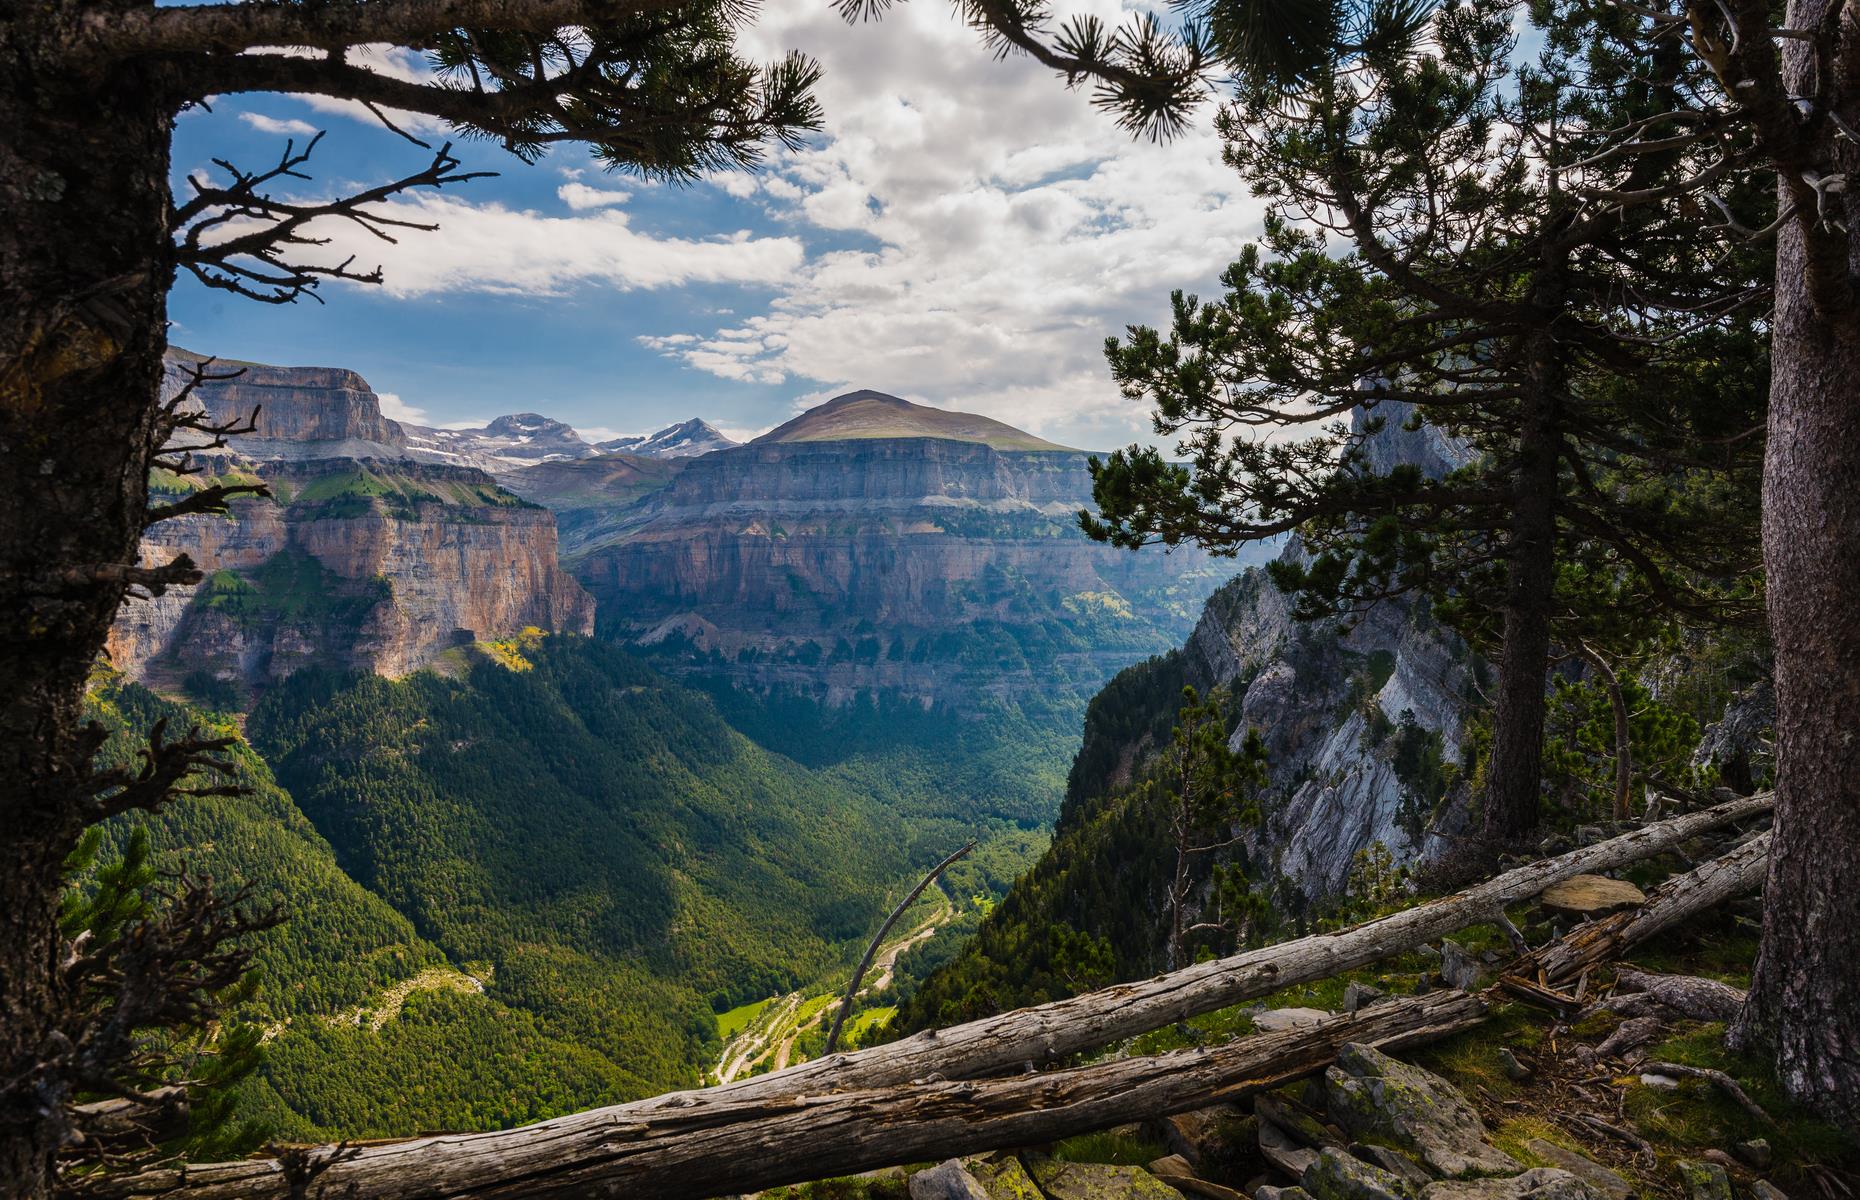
[89,797,1771,1200]
[1529,830,1771,982]
[91,992,1490,1200]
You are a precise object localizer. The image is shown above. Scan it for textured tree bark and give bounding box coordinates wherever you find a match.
[1484,328,1564,841]
[0,18,179,1194]
[1730,46,1860,1116]
[89,803,1772,1200]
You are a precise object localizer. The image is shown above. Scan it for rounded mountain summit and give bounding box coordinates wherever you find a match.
[753,390,1077,452]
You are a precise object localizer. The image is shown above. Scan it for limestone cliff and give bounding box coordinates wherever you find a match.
[110,458,593,695]
[166,347,409,460]
[567,402,1253,712]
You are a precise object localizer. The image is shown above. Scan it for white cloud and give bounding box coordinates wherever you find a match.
[558,182,631,210]
[634,0,1265,447]
[375,391,427,423]
[278,195,805,297]
[240,112,320,137]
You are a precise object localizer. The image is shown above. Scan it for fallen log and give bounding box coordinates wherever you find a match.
[92,802,1770,1200]
[1528,829,1770,982]
[91,992,1490,1200]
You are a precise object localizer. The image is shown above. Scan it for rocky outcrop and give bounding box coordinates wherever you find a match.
[571,431,1249,710]
[1163,405,1481,901]
[109,458,592,694]
[166,347,408,459]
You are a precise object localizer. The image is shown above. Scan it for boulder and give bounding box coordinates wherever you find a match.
[1539,877,1646,918]
[1324,1043,1522,1179]
[911,1160,995,1200]
[965,1154,1046,1200]
[1440,941,1488,992]
[1676,1161,1734,1200]
[1259,1120,1320,1179]
[1350,1145,1432,1188]
[1026,1160,1185,1200]
[1521,1140,1631,1200]
[1749,1182,1790,1200]
[1735,1139,1773,1171]
[1299,1149,1411,1200]
[1497,1050,1531,1082]
[1422,1169,1606,1200]
[1256,1189,1316,1200]
[1152,1104,1247,1169]
[1344,983,1387,1015]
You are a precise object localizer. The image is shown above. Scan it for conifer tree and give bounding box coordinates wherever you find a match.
[1081,0,1769,842]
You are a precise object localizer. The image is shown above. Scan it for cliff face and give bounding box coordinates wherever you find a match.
[110,458,593,694]
[168,348,409,459]
[570,433,1247,711]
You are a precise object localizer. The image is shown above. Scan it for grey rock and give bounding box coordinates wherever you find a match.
[1735,1138,1773,1170]
[1497,1049,1531,1082]
[1260,1120,1321,1179]
[1439,941,1488,992]
[965,1154,1046,1200]
[1521,1140,1632,1200]
[1256,1007,1334,1032]
[1422,1169,1606,1200]
[1574,826,1606,847]
[1026,1161,1186,1200]
[1324,1042,1521,1179]
[1344,983,1387,1015]
[1349,1145,1432,1188]
[1256,1189,1316,1200]
[911,1160,995,1200]
[1675,1161,1734,1200]
[1300,1149,1412,1200]
[1749,1182,1790,1200]
[1026,1168,1182,1200]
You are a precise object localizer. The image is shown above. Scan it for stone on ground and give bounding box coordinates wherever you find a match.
[911,1160,995,1200]
[964,1154,1045,1200]
[1675,1160,1734,1200]
[1538,876,1646,918]
[1152,1104,1247,1169]
[1299,1148,1410,1200]
[1520,1140,1631,1200]
[1149,1155,1196,1177]
[1344,983,1386,1014]
[1422,1168,1605,1200]
[1255,1188,1316,1200]
[1439,940,1488,992]
[1734,1138,1773,1170]
[1497,1049,1531,1082]
[1748,1181,1790,1200]
[1027,1160,1185,1200]
[1324,1043,1523,1179]
[1259,1119,1320,1178]
[1255,1007,1333,1032]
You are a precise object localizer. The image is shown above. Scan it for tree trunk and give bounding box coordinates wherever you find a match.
[1484,328,1563,841]
[1730,115,1860,1122]
[0,22,178,1195]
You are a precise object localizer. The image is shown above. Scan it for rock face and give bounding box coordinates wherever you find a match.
[109,458,593,693]
[1163,405,1480,901]
[1324,1043,1522,1179]
[570,395,1252,711]
[167,347,408,459]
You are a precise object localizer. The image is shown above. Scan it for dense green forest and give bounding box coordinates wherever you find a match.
[80,635,1051,1141]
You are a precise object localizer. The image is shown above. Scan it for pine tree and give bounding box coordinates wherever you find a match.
[1081,0,1768,843]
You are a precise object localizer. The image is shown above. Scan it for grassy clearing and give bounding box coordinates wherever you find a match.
[717,996,775,1039]
[1052,1131,1167,1166]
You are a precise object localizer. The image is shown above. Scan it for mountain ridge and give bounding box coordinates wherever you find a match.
[753,390,1076,452]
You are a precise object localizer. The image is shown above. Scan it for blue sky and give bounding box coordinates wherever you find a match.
[168,1,1266,449]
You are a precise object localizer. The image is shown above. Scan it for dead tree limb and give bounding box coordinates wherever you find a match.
[1528,829,1770,981]
[825,841,975,1055]
[87,795,1770,1200]
[88,992,1490,1200]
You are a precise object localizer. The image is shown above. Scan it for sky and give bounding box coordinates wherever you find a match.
[167,0,1268,449]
